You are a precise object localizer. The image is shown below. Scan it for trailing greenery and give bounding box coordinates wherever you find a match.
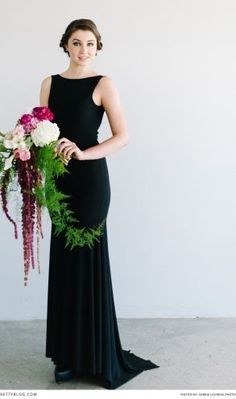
[34,143,105,249]
[0,140,105,250]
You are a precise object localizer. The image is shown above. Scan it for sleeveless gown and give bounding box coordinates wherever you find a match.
[45,74,159,389]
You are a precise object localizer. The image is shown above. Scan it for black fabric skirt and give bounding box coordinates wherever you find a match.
[45,158,159,389]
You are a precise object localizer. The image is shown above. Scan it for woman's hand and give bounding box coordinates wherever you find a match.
[55,137,86,164]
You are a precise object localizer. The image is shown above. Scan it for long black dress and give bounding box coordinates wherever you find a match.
[45,74,159,389]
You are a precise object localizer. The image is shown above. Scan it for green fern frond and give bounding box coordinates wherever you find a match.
[33,144,105,249]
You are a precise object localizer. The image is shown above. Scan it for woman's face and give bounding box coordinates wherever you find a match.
[65,29,97,65]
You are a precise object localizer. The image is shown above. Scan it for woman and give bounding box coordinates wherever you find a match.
[39,18,159,389]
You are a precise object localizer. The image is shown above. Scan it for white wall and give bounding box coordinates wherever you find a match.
[1,0,236,319]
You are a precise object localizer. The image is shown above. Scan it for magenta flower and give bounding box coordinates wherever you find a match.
[19,114,37,133]
[19,114,33,125]
[32,106,54,121]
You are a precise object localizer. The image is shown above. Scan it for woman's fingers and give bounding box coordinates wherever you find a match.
[56,137,71,150]
[63,144,76,158]
[55,138,82,162]
[57,143,70,154]
[57,141,75,155]
[57,137,70,144]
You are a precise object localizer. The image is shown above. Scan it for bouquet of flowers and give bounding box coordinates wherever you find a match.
[0,106,104,286]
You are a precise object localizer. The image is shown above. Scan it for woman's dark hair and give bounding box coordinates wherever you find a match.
[59,19,103,56]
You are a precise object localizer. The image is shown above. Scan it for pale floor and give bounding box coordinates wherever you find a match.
[0,318,236,390]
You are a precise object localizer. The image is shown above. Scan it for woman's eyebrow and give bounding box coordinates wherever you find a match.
[72,39,95,42]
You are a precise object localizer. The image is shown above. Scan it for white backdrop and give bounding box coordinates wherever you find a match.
[1,0,236,320]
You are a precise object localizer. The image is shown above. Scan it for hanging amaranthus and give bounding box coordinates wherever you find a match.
[0,106,105,286]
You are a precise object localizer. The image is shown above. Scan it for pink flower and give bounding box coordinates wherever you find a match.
[12,125,25,139]
[32,106,54,121]
[14,148,31,161]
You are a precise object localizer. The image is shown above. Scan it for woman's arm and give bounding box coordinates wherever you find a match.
[39,76,52,107]
[58,76,130,161]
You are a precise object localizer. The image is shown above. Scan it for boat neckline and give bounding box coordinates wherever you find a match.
[57,74,101,80]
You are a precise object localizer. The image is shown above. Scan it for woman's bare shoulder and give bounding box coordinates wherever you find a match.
[41,75,52,87]
[98,75,119,95]
[96,75,123,112]
[99,75,115,85]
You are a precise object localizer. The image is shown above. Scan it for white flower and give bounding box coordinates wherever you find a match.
[3,131,26,150]
[31,120,60,147]
[3,132,19,149]
[4,154,14,170]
